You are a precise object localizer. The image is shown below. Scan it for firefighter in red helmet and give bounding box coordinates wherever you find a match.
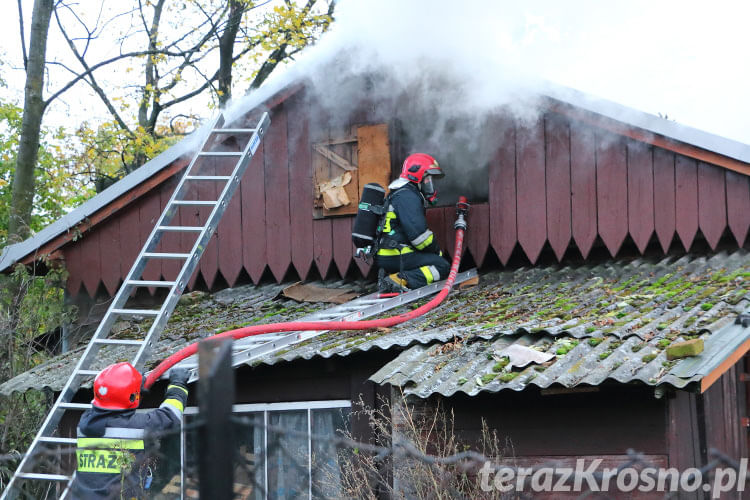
[71,362,189,499]
[376,153,450,292]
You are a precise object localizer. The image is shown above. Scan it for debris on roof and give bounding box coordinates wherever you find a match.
[281,282,360,304]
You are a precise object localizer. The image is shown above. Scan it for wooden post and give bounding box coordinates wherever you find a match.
[198,338,234,500]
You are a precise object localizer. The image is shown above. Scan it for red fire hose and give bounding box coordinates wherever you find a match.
[144,197,471,389]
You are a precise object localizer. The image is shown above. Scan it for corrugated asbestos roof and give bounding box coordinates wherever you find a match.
[370,250,750,398]
[0,250,747,397]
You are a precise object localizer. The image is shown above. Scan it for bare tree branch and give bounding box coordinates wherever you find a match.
[17,0,28,70]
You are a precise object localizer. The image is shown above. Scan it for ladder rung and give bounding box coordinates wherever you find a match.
[59,402,92,410]
[197,151,243,157]
[76,370,100,376]
[171,200,218,206]
[92,339,145,346]
[156,226,204,232]
[111,308,161,316]
[184,175,232,181]
[38,437,77,445]
[143,252,191,259]
[126,280,176,287]
[212,128,256,133]
[16,473,71,481]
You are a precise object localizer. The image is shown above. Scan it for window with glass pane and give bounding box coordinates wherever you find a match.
[151,402,350,499]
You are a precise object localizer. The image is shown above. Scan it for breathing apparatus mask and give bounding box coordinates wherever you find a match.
[421,175,438,205]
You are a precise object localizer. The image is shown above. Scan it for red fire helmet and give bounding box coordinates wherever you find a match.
[399,153,443,184]
[92,362,143,410]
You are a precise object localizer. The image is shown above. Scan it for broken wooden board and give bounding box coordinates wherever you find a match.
[282,282,359,304]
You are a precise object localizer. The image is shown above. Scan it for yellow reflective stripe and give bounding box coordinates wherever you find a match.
[77,438,144,450]
[377,247,415,256]
[420,266,435,284]
[168,384,188,396]
[413,232,434,250]
[163,398,184,412]
[77,448,134,473]
[382,211,397,233]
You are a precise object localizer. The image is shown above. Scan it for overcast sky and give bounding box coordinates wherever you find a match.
[2,0,749,146]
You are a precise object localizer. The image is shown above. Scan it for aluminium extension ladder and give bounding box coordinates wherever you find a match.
[1,111,270,499]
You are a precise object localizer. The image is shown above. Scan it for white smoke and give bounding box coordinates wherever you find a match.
[228,0,750,145]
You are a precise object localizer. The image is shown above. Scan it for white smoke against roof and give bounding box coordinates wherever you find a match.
[229,0,750,146]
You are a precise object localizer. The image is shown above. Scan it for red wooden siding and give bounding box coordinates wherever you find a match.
[515,116,547,264]
[726,170,750,246]
[697,161,727,250]
[596,133,628,256]
[569,121,597,258]
[545,115,572,261]
[287,93,315,280]
[58,99,750,299]
[653,149,676,253]
[627,141,655,254]
[264,105,292,282]
[242,140,267,283]
[675,155,699,251]
[489,115,517,265]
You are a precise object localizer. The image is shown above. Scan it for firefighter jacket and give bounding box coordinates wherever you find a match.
[71,383,188,499]
[378,182,440,256]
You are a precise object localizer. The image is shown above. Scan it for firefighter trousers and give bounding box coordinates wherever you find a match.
[375,250,450,289]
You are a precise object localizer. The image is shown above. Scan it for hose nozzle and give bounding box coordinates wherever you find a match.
[454,196,470,230]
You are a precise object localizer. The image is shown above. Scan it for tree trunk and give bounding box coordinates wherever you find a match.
[217,0,243,108]
[8,0,53,244]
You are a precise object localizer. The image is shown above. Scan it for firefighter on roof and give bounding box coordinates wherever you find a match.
[71,362,189,499]
[376,153,450,292]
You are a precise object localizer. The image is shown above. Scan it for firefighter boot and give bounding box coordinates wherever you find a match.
[378,268,409,293]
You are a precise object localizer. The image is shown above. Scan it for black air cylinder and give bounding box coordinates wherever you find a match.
[352,183,386,248]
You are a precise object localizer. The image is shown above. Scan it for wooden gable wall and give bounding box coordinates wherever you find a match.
[62,91,750,298]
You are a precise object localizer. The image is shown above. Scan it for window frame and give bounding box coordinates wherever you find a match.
[179,400,352,499]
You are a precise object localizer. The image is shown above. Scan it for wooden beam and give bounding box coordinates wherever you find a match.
[548,101,750,177]
[700,337,750,393]
[313,143,357,171]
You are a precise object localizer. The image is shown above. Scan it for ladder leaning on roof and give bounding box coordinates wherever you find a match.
[0,111,271,500]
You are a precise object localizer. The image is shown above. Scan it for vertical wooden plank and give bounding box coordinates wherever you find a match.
[697,162,727,250]
[726,170,750,247]
[443,206,456,259]
[466,203,489,267]
[516,116,547,264]
[627,141,655,254]
[313,218,333,278]
[331,125,356,278]
[217,149,244,287]
[489,115,517,265]
[570,121,597,258]
[426,207,447,254]
[545,115,571,261]
[312,121,333,278]
[181,162,202,289]
[79,229,101,298]
[332,217,353,278]
[242,141,267,284]
[667,392,701,500]
[675,155,699,251]
[139,190,162,292]
[199,156,220,290]
[98,217,121,297]
[160,176,181,282]
[653,149,676,253]
[265,105,292,283]
[119,204,141,285]
[596,133,628,257]
[63,245,83,296]
[287,94,315,280]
